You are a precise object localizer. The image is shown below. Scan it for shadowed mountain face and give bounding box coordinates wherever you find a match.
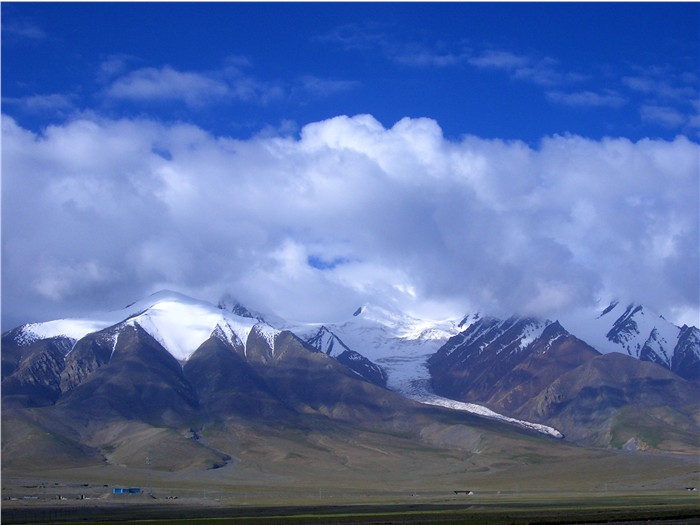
[428,317,546,402]
[521,352,700,449]
[672,325,700,381]
[480,322,602,414]
[2,334,74,407]
[304,326,388,388]
[3,318,410,428]
[57,323,201,427]
[183,334,291,419]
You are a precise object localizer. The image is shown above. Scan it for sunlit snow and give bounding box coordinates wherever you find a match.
[289,303,563,438]
[19,290,264,362]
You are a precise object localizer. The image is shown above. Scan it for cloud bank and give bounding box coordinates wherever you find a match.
[2,114,698,328]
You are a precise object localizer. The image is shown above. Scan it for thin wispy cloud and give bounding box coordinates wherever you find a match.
[620,67,699,134]
[466,49,582,87]
[104,64,354,110]
[105,66,233,107]
[297,76,361,97]
[319,19,698,134]
[623,73,697,102]
[640,105,688,128]
[547,90,627,108]
[323,26,577,84]
[393,49,469,68]
[97,54,142,83]
[320,23,471,69]
[2,18,46,40]
[3,93,76,113]
[317,22,388,53]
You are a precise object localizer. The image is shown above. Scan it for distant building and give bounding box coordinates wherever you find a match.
[112,487,141,494]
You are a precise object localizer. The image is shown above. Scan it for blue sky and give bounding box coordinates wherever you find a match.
[2,3,699,328]
[4,2,698,141]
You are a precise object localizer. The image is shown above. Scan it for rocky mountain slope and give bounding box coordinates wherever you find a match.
[3,291,578,477]
[560,301,700,381]
[428,314,699,451]
[2,290,698,465]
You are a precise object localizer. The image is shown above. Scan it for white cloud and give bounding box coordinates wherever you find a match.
[2,18,46,40]
[3,93,75,113]
[640,104,687,128]
[2,114,698,328]
[33,260,114,301]
[623,75,697,102]
[106,66,231,107]
[468,50,574,87]
[104,64,294,108]
[298,76,361,97]
[546,90,626,108]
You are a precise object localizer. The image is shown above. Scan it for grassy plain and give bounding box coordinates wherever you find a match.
[2,488,699,524]
[3,447,699,524]
[4,408,699,523]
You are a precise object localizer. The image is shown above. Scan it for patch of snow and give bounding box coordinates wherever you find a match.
[544,333,565,352]
[215,317,258,356]
[518,321,549,350]
[110,331,120,358]
[254,323,280,354]
[21,319,105,347]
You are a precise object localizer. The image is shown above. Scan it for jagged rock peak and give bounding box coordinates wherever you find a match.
[218,293,266,322]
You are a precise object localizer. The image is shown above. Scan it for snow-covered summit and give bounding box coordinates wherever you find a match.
[289,302,463,399]
[294,302,462,360]
[13,290,273,363]
[558,300,699,380]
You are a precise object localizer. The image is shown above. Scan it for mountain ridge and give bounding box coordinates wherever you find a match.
[3,290,698,456]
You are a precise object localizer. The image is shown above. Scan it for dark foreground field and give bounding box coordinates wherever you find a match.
[3,491,700,525]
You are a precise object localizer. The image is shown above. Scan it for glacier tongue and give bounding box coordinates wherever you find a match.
[414,393,564,439]
[292,304,563,439]
[381,351,563,439]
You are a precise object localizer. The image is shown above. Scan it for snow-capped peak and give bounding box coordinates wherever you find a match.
[283,302,464,402]
[124,296,232,361]
[15,290,271,363]
[557,300,697,377]
[348,302,461,341]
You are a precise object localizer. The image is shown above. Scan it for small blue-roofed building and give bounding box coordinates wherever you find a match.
[112,487,141,494]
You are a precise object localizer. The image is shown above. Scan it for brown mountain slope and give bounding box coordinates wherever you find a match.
[518,351,700,451]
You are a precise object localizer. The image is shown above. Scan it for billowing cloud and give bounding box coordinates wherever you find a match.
[2,114,698,328]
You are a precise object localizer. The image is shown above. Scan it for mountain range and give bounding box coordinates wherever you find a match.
[2,290,698,479]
